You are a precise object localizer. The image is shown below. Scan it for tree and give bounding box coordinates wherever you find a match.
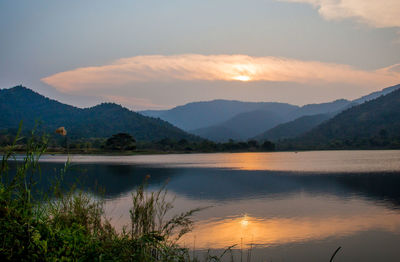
[262,140,275,151]
[247,140,258,148]
[105,133,136,151]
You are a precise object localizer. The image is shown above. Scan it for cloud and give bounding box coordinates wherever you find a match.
[42,54,400,94]
[279,0,400,28]
[101,95,170,110]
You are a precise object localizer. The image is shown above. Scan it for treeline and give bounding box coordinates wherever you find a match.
[277,129,400,151]
[137,138,275,152]
[0,129,104,152]
[0,130,276,153]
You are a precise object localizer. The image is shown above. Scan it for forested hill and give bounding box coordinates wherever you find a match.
[285,87,400,149]
[256,113,332,142]
[0,86,198,141]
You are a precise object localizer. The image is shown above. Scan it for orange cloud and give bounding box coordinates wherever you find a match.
[280,0,400,28]
[41,54,400,94]
[101,95,169,110]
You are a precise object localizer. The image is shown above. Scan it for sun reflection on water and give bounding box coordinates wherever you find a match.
[180,212,400,250]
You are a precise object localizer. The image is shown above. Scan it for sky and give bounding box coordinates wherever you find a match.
[1,0,399,110]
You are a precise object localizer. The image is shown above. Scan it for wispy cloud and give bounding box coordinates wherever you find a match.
[42,54,400,94]
[279,0,400,28]
[101,95,170,110]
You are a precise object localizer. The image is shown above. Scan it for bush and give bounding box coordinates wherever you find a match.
[0,128,200,261]
[105,133,136,151]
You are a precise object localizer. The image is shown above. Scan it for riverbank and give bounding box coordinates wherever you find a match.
[0,147,276,156]
[0,140,207,261]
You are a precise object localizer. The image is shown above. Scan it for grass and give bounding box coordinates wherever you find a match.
[0,128,211,261]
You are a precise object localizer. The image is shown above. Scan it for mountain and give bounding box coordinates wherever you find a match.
[286,99,350,120]
[140,84,400,143]
[191,99,352,142]
[287,87,400,149]
[140,100,299,131]
[191,110,285,142]
[352,84,400,105]
[255,113,332,142]
[253,85,400,142]
[0,86,198,141]
[191,125,243,142]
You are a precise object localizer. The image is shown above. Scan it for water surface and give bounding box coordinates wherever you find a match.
[32,151,400,261]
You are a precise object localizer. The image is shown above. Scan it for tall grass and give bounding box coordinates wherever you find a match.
[0,129,206,261]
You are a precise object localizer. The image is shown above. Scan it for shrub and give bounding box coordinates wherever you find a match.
[0,128,199,261]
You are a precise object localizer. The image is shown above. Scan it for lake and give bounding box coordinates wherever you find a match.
[30,151,400,261]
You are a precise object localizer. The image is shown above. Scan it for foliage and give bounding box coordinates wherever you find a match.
[0,129,209,261]
[261,140,275,151]
[105,133,136,151]
[138,138,275,153]
[1,130,276,153]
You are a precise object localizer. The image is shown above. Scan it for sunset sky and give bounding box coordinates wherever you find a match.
[1,0,399,110]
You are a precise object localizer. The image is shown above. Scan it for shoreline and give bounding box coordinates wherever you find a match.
[1,148,399,157]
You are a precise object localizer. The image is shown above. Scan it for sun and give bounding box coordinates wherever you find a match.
[233,75,251,81]
[240,215,250,227]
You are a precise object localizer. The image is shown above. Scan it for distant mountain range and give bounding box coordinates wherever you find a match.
[141,100,298,131]
[141,98,353,142]
[2,83,400,149]
[0,86,198,141]
[141,84,400,142]
[192,99,352,142]
[192,110,285,141]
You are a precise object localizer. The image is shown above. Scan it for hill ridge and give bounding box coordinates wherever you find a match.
[284,87,400,149]
[0,86,198,141]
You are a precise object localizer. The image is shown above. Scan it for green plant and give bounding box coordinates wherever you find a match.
[0,126,204,261]
[0,123,49,261]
